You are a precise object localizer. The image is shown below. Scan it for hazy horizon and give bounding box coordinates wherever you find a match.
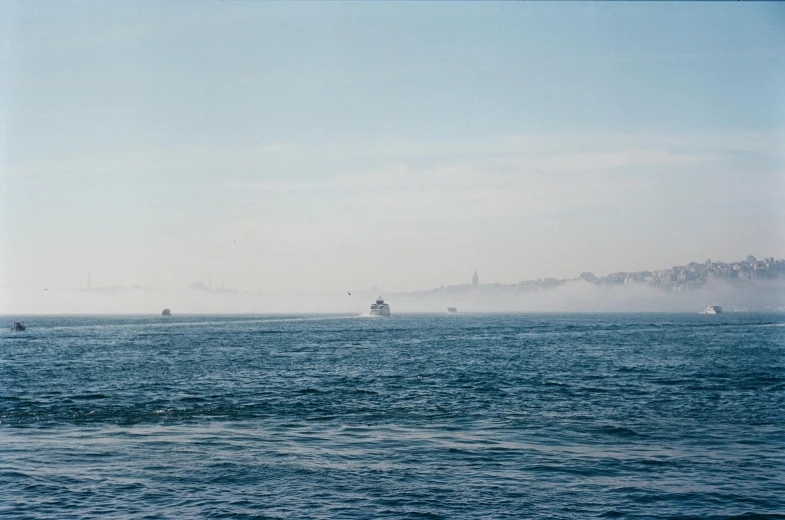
[2,2,784,313]
[3,269,783,315]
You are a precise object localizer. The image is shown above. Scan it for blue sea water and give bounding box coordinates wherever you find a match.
[1,313,783,519]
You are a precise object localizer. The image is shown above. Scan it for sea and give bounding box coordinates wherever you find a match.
[1,313,783,519]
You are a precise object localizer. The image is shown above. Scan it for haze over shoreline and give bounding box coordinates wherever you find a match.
[3,255,783,315]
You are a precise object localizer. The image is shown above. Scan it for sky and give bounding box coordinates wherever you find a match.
[1,1,784,310]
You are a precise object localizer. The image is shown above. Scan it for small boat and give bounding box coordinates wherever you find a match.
[11,321,25,331]
[162,309,171,316]
[701,305,723,314]
[370,296,391,316]
[447,307,458,313]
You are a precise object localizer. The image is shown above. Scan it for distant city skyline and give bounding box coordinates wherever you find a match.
[47,252,785,296]
[1,2,784,310]
[2,252,782,315]
[421,254,785,291]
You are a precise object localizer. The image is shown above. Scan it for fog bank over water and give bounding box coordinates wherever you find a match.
[2,279,783,315]
[391,279,785,314]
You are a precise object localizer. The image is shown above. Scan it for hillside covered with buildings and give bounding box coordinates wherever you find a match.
[583,255,784,292]
[386,255,785,312]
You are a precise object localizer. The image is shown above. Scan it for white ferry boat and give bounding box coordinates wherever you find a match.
[447,307,458,313]
[370,296,391,316]
[701,305,723,314]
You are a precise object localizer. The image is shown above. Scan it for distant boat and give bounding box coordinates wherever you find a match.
[700,305,722,314]
[162,309,171,316]
[447,307,458,313]
[370,296,391,316]
[11,321,25,331]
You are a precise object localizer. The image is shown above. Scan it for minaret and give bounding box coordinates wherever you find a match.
[472,270,479,286]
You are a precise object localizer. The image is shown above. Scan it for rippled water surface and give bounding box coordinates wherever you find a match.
[2,313,784,519]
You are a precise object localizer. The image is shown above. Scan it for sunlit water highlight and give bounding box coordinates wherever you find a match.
[1,313,783,519]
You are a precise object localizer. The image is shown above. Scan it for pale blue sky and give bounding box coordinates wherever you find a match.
[1,2,784,303]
